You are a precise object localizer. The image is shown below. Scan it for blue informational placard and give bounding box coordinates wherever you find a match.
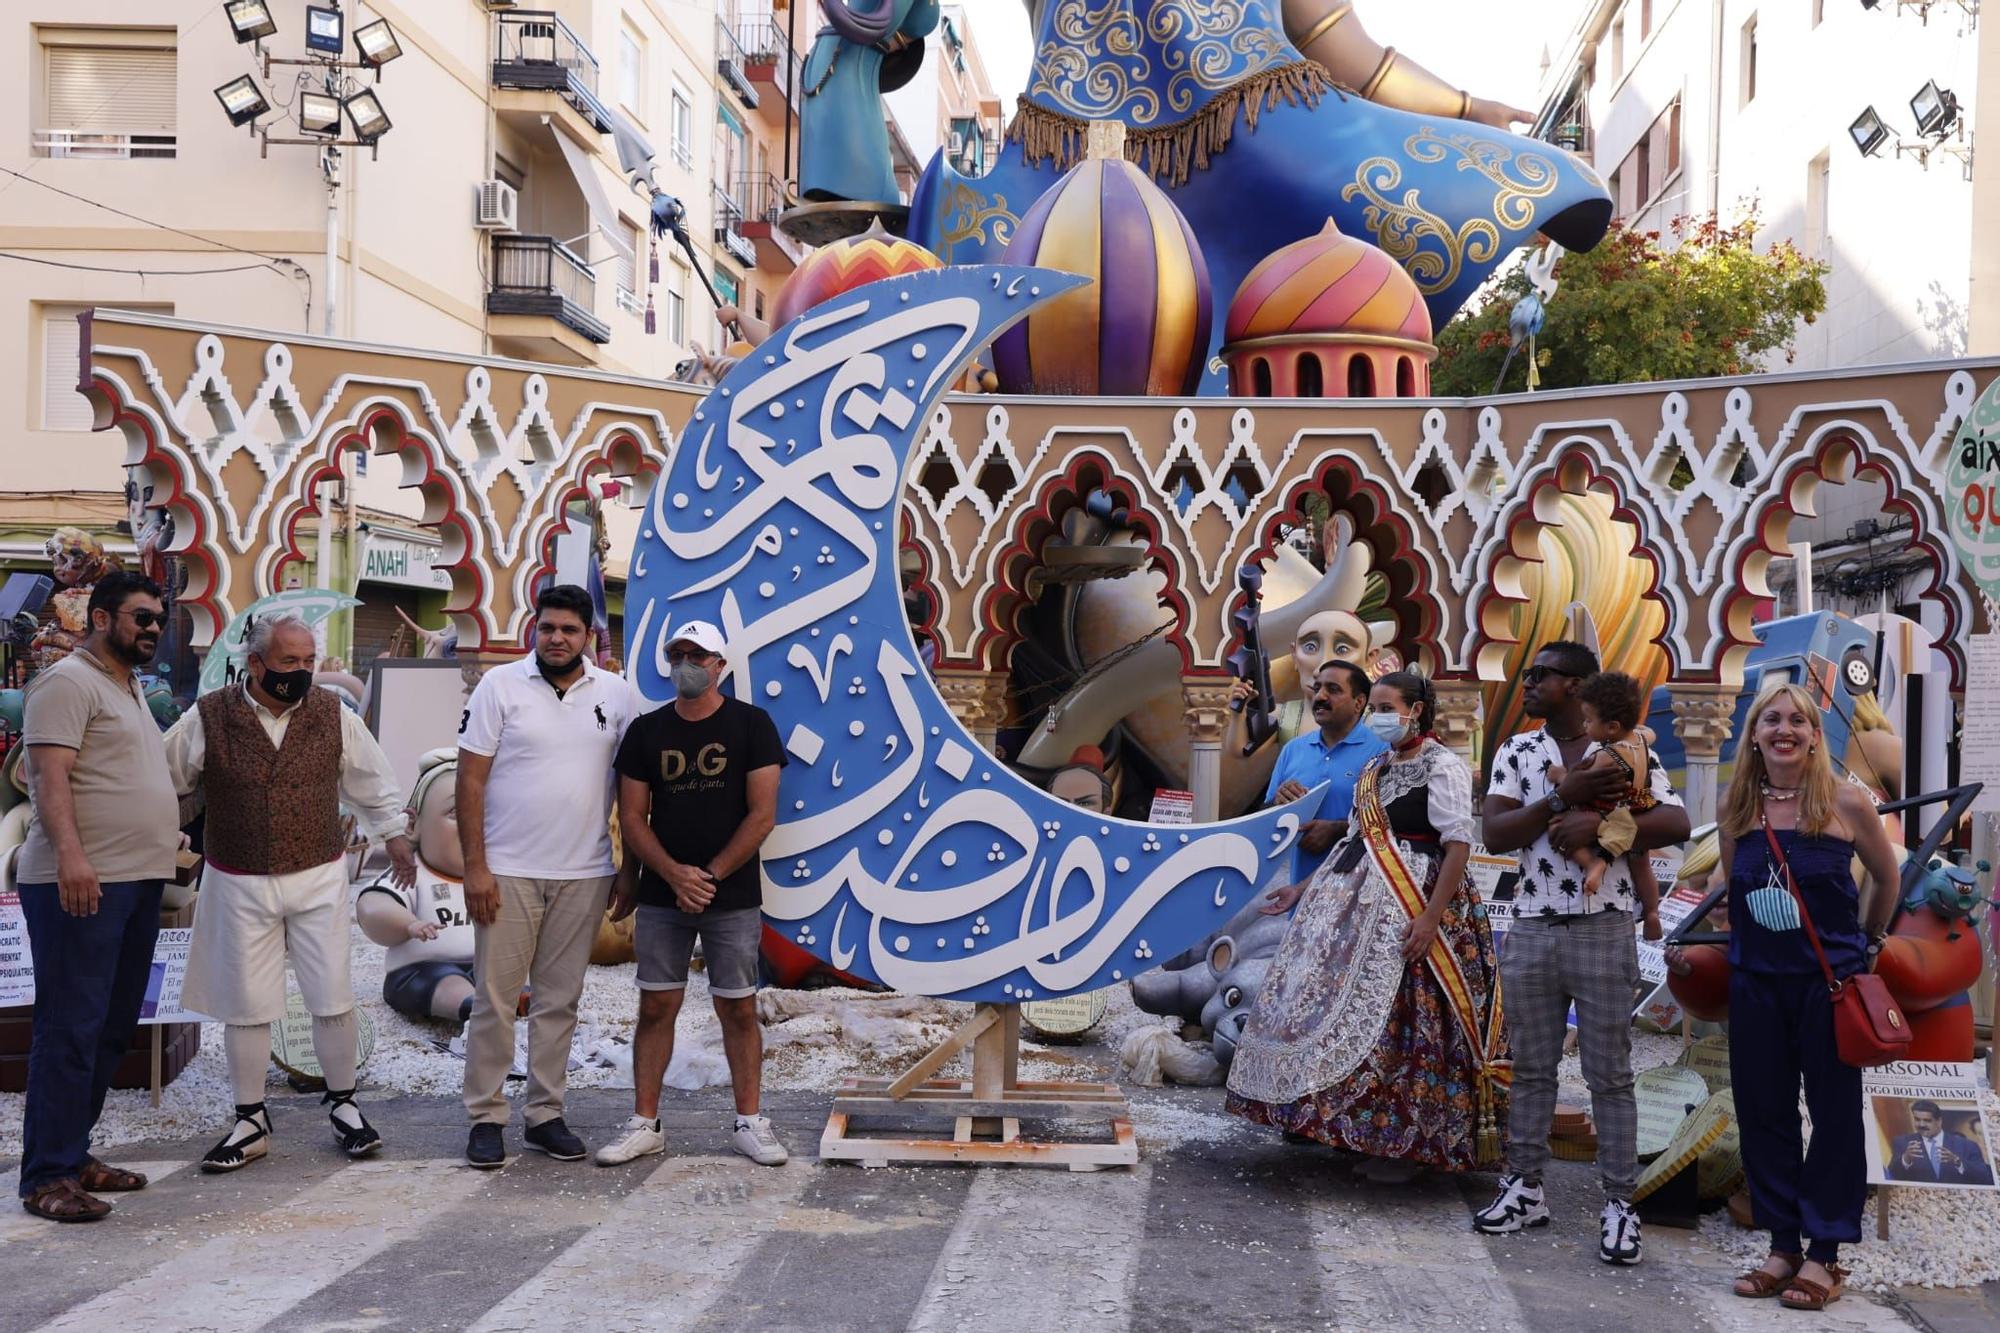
[624,265,1318,1001]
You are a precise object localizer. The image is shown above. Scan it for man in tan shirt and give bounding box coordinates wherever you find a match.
[15,571,179,1223]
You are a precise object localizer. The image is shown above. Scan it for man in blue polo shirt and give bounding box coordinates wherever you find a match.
[1264,659,1386,883]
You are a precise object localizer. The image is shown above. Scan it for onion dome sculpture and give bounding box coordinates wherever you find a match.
[770,220,943,330]
[1222,219,1435,399]
[993,124,1212,397]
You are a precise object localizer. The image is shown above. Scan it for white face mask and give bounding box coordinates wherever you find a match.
[1366,712,1412,745]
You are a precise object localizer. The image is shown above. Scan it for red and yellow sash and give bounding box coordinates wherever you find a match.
[1353,758,1510,1162]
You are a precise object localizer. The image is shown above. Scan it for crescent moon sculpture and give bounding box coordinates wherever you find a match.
[626,265,1315,1002]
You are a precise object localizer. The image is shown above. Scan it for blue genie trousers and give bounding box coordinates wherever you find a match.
[1727,968,1865,1263]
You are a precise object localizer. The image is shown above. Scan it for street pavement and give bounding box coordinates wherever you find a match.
[3,1086,1994,1332]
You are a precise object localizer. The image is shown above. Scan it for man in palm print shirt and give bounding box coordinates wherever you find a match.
[1470,642,1688,1268]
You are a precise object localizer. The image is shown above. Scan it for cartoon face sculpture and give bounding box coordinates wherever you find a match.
[1291,609,1371,680]
[405,749,464,879]
[1048,745,1112,812]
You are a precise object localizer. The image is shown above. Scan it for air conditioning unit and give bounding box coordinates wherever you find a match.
[474,179,519,231]
[947,130,965,154]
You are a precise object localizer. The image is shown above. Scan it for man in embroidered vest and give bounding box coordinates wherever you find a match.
[165,613,415,1172]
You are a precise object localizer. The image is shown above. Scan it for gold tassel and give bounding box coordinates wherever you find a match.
[1006,61,1335,189]
[1476,1073,1501,1165]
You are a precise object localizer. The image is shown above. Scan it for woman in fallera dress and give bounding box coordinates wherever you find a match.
[1227,672,1508,1183]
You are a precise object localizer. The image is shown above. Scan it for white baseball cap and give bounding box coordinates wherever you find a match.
[667,620,727,655]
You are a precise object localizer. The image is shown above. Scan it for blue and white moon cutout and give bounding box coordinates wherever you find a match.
[626,265,1317,1002]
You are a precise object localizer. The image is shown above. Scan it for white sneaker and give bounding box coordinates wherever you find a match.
[1472,1173,1550,1233]
[1599,1197,1642,1265]
[731,1114,789,1166]
[594,1115,666,1166]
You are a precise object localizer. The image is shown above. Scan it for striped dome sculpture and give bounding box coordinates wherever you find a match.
[993,124,1212,397]
[1222,219,1436,399]
[770,220,943,330]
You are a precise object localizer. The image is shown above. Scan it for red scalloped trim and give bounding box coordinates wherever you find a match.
[86,369,225,645]
[973,454,1192,674]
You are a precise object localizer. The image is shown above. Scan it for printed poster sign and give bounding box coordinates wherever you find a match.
[0,885,31,1009]
[1963,636,2000,814]
[138,927,210,1025]
[1863,1061,1999,1190]
[1947,374,2000,604]
[1148,789,1195,825]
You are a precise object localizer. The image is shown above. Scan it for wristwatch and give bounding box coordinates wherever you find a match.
[1546,791,1570,815]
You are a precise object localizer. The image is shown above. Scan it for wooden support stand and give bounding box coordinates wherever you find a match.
[819,1002,1139,1171]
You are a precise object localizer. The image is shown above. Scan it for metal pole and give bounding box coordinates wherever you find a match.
[322,146,341,337]
[784,0,800,185]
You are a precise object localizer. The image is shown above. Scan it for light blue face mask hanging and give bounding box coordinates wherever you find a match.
[1745,862,1803,932]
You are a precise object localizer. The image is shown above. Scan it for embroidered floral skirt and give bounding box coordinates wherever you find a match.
[1226,873,1507,1172]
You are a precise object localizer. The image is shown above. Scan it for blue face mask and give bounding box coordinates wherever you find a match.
[1366,712,1412,745]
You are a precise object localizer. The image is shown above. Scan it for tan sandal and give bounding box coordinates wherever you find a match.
[1780,1263,1847,1311]
[78,1157,147,1192]
[21,1178,111,1223]
[1733,1252,1802,1298]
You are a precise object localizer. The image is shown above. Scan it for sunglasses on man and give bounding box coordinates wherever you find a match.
[1523,664,1581,686]
[113,608,166,630]
[665,648,716,665]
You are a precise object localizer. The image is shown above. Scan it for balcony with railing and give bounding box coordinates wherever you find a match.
[716,17,762,111]
[486,234,610,353]
[712,184,757,270]
[737,20,801,129]
[492,10,614,134]
[33,129,176,160]
[735,172,807,271]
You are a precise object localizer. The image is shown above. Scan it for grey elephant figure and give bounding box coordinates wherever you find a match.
[1131,898,1290,1067]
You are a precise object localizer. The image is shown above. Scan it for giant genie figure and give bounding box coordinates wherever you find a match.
[802,1,1612,392]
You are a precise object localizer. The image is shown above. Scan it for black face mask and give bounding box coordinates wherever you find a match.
[259,667,314,704]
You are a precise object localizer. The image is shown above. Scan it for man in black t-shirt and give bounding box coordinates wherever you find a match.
[600,621,788,1168]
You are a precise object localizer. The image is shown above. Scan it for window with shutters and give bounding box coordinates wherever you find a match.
[616,217,643,315]
[670,86,694,169]
[36,28,177,160]
[40,301,171,429]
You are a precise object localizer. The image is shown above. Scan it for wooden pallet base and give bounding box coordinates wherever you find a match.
[818,1003,1139,1171]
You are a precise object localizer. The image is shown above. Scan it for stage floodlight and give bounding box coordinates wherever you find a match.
[1910,80,1959,137]
[225,0,277,43]
[344,88,392,142]
[305,5,345,56]
[1849,106,1890,157]
[354,18,403,68]
[299,90,343,136]
[214,74,270,126]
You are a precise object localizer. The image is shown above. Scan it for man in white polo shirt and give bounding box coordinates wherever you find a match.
[456,584,639,1169]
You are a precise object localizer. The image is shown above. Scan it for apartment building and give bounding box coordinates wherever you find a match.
[884,4,1006,187]
[0,1,732,664]
[1533,0,1999,371]
[0,0,1011,670]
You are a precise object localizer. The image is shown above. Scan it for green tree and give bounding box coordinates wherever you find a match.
[1431,212,1829,396]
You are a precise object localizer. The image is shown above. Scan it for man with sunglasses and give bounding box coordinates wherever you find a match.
[599,620,787,1168]
[457,584,641,1169]
[15,572,179,1221]
[1472,641,1688,1266]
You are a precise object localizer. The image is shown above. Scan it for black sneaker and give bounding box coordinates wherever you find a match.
[466,1123,506,1170]
[524,1117,588,1161]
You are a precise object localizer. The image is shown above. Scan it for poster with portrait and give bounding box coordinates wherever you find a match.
[1863,1062,1999,1190]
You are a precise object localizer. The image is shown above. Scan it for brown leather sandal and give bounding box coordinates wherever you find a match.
[1780,1264,1848,1310]
[1732,1252,1803,1298]
[21,1178,112,1223]
[78,1157,147,1192]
